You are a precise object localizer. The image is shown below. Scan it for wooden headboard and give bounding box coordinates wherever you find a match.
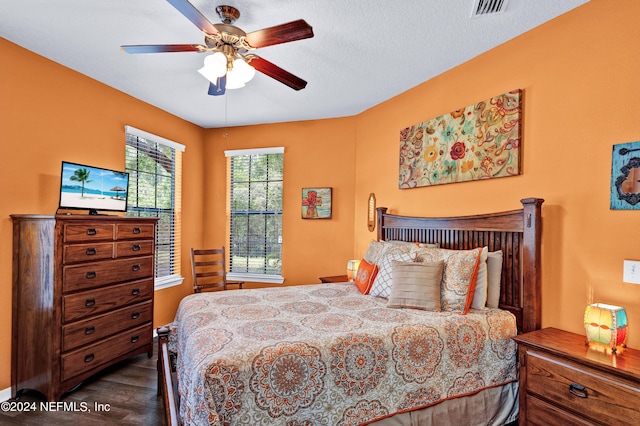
[376,198,543,333]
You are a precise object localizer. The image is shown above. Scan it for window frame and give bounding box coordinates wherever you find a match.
[225,147,284,284]
[125,125,185,290]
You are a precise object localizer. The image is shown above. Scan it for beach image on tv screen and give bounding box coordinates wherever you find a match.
[60,163,128,212]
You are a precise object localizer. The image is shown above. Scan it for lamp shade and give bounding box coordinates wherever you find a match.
[347,259,361,281]
[226,58,255,89]
[197,52,227,82]
[584,303,628,352]
[233,58,256,82]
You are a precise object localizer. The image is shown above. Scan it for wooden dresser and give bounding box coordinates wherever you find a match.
[514,327,640,425]
[11,214,157,401]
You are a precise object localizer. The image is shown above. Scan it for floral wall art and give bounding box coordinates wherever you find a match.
[399,89,522,188]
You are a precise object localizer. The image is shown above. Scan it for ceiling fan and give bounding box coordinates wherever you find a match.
[121,0,314,96]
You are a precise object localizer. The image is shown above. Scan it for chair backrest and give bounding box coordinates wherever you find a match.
[191,247,228,293]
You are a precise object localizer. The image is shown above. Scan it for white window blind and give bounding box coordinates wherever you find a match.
[125,125,185,290]
[225,147,284,284]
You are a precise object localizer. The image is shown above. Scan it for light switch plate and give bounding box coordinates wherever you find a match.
[623,260,640,284]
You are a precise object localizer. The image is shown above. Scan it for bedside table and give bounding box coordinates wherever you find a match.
[319,275,350,283]
[513,327,640,425]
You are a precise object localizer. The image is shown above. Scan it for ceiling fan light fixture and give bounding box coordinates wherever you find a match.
[122,2,313,95]
[198,52,227,82]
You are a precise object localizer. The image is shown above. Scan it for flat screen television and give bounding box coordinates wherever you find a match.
[58,161,130,215]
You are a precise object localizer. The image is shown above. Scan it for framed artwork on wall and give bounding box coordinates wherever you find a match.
[399,89,522,188]
[302,187,332,219]
[611,141,640,210]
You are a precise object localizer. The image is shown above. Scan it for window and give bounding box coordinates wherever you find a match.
[225,147,284,284]
[125,125,185,290]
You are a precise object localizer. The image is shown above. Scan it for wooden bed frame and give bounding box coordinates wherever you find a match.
[157,197,543,425]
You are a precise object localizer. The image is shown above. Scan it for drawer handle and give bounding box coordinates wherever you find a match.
[84,353,95,363]
[131,335,139,343]
[132,264,141,272]
[131,311,140,319]
[132,244,141,251]
[86,248,97,256]
[133,227,142,234]
[84,326,95,335]
[569,383,588,398]
[85,298,96,307]
[86,228,98,236]
[132,288,140,296]
[86,271,97,279]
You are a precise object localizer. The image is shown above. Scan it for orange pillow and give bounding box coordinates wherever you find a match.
[354,259,378,294]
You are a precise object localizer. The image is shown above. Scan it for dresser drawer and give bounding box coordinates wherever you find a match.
[61,324,152,381]
[63,224,115,243]
[63,242,114,264]
[62,301,153,351]
[116,223,154,240]
[63,278,153,322]
[526,351,640,424]
[115,240,153,258]
[63,256,153,292]
[526,395,594,426]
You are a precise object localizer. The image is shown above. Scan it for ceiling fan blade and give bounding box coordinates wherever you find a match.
[121,44,203,54]
[208,75,226,96]
[245,19,313,49]
[248,56,307,91]
[166,0,219,35]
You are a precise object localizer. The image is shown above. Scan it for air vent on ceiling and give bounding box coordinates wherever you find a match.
[471,0,509,18]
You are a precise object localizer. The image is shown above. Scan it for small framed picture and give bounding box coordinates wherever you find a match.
[302,187,332,219]
[611,141,640,210]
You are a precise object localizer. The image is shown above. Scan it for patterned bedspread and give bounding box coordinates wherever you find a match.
[169,283,518,426]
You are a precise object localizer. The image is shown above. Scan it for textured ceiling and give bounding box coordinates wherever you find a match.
[1,0,588,128]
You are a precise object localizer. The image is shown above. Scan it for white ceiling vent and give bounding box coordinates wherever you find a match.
[471,0,509,18]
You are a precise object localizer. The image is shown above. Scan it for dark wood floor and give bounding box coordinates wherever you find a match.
[0,341,164,425]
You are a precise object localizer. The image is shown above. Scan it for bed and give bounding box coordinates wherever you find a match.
[157,198,543,425]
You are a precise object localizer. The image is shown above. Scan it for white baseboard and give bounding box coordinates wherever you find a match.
[1,386,11,402]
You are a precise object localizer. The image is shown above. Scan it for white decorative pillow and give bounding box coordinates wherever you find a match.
[471,247,489,310]
[387,260,443,311]
[369,252,417,299]
[416,247,483,314]
[363,241,385,264]
[486,250,504,309]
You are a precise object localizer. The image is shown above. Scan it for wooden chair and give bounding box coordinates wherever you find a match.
[190,247,244,293]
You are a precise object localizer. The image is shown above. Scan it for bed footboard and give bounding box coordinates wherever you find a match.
[157,326,179,426]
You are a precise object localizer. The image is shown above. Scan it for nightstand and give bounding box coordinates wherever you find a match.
[319,275,350,283]
[513,327,640,425]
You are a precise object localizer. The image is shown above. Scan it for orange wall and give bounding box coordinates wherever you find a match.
[353,0,640,348]
[0,39,204,391]
[204,119,357,286]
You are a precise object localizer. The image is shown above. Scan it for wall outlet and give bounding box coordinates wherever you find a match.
[623,260,640,284]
